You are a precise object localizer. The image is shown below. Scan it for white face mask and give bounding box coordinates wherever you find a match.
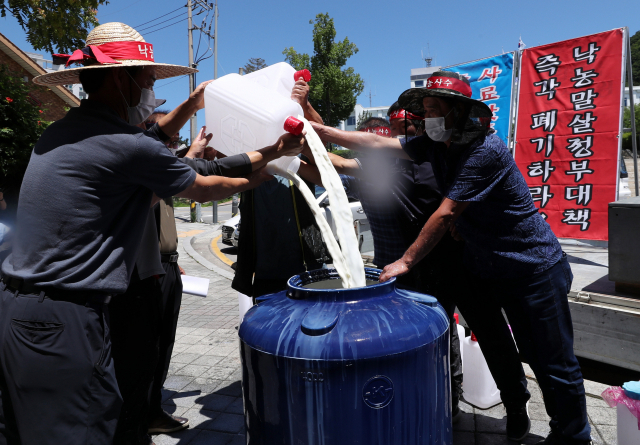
[424,108,454,142]
[120,72,164,125]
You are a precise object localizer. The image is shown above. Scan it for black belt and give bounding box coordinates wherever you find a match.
[161,252,179,263]
[1,276,111,305]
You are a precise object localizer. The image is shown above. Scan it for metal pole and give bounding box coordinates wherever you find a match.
[187,0,201,222]
[627,31,639,196]
[210,1,219,224]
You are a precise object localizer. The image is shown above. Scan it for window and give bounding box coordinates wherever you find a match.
[347,116,356,126]
[414,80,424,87]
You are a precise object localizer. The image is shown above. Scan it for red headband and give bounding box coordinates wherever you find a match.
[360,126,390,136]
[389,109,423,121]
[425,76,472,98]
[53,41,155,67]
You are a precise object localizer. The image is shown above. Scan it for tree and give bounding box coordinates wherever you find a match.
[631,29,640,87]
[0,65,50,192]
[0,0,107,54]
[622,104,640,152]
[283,13,364,129]
[244,58,267,74]
[356,111,372,129]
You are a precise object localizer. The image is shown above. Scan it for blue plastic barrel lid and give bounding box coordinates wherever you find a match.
[622,381,640,400]
[395,288,438,307]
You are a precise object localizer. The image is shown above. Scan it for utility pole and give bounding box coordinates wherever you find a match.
[187,0,200,223]
[187,0,216,223]
[211,1,219,224]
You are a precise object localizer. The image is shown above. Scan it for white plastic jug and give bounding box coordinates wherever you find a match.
[204,65,303,177]
[454,313,465,366]
[243,62,296,100]
[462,332,501,409]
[617,382,640,445]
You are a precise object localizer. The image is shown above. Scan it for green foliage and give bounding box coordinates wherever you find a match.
[0,65,50,190]
[623,104,640,130]
[356,111,372,129]
[333,149,358,159]
[283,13,365,128]
[0,0,108,54]
[244,58,267,74]
[631,29,640,87]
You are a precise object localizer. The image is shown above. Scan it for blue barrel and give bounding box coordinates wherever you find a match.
[239,268,451,445]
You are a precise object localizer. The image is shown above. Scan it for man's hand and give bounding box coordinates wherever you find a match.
[450,224,464,242]
[185,126,212,159]
[379,259,411,283]
[291,78,310,106]
[190,80,215,110]
[274,131,306,158]
[178,265,186,275]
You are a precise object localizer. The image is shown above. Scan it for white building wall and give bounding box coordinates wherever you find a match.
[26,51,86,100]
[623,86,640,107]
[338,104,391,131]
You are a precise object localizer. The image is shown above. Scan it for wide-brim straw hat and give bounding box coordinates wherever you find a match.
[33,22,197,86]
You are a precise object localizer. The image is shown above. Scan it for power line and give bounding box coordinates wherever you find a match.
[155,74,189,89]
[144,18,188,35]
[137,11,188,33]
[133,6,185,29]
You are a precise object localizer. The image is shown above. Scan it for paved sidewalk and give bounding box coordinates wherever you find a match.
[155,221,620,445]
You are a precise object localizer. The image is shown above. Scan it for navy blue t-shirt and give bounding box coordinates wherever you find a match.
[401,133,562,279]
[2,100,196,293]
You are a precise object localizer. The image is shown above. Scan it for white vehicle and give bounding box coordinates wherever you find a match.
[221,214,240,245]
[315,188,373,254]
[219,186,373,254]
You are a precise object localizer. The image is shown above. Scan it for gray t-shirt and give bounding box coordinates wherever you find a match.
[1,100,196,293]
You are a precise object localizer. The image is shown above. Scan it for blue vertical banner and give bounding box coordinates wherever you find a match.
[445,52,516,146]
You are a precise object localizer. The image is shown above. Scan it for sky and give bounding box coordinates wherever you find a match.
[2,0,639,141]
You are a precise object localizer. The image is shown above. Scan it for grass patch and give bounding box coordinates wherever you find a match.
[173,196,234,207]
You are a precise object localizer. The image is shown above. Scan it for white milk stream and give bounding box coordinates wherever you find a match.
[283,116,366,288]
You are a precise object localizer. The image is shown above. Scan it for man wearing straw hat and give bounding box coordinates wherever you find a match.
[308,71,592,445]
[0,22,304,445]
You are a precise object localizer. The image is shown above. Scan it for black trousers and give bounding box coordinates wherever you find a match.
[149,261,183,420]
[0,286,121,445]
[109,274,162,445]
[453,266,531,410]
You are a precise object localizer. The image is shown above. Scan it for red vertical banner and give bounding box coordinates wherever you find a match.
[514,29,624,241]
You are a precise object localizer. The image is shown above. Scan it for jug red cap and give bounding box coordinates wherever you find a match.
[453,313,459,324]
[470,332,478,342]
[284,116,304,136]
[294,69,311,82]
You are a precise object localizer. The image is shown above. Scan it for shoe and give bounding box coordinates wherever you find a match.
[506,401,531,441]
[148,410,189,434]
[535,431,593,445]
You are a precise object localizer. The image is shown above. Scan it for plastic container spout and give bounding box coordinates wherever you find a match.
[265,156,301,177]
[294,69,312,82]
[284,116,304,135]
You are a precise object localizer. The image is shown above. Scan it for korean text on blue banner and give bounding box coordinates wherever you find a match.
[446,52,516,146]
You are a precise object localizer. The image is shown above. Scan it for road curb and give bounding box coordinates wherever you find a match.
[182,228,236,281]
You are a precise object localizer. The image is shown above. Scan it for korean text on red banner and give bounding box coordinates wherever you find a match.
[514,29,624,241]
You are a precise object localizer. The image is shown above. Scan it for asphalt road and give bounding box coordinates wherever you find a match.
[173,202,234,225]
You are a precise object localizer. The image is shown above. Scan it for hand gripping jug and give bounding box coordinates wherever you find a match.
[204,62,305,177]
[462,332,501,409]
